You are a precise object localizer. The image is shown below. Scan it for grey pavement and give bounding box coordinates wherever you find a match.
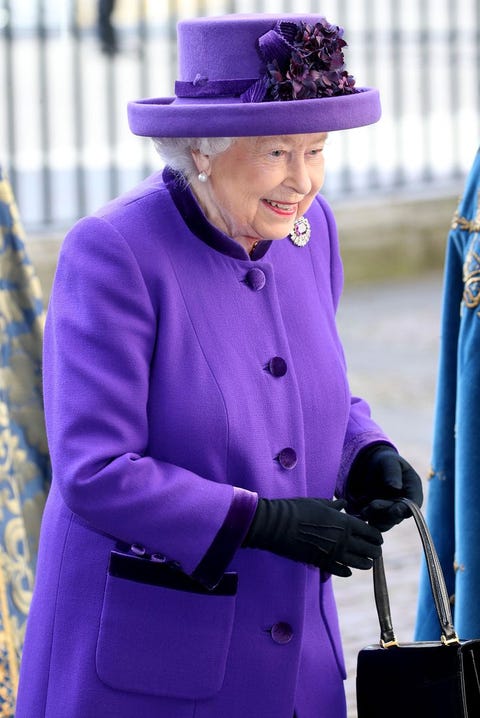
[335,271,444,717]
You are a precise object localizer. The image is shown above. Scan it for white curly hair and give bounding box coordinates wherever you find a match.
[151,137,235,182]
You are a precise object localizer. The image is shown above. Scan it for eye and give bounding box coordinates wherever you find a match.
[269,149,285,158]
[308,136,329,155]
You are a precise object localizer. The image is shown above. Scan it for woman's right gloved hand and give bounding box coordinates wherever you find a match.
[243,497,383,577]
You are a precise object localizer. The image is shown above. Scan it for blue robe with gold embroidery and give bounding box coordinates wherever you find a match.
[0,167,50,714]
[415,149,480,640]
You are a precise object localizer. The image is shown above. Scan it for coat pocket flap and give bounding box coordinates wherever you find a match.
[109,550,238,595]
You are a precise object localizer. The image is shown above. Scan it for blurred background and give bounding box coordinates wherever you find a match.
[1,0,479,238]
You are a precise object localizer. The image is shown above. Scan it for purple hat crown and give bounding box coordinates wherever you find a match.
[175,18,357,104]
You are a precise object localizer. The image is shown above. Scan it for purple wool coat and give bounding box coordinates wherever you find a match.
[16,169,389,718]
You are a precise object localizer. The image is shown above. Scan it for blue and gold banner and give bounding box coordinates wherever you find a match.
[0,167,50,715]
[415,149,480,641]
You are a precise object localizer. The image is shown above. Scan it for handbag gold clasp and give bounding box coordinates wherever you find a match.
[380,637,399,649]
[441,632,460,646]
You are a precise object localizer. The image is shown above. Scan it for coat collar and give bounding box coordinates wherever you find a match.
[163,167,272,261]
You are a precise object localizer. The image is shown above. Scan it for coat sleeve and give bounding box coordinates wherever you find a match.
[43,216,257,589]
[314,194,393,495]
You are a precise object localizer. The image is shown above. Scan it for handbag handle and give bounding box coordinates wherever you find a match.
[373,497,459,647]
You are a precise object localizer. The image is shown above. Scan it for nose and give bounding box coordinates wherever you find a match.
[285,156,312,196]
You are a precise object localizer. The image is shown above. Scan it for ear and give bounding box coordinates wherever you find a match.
[191,149,211,177]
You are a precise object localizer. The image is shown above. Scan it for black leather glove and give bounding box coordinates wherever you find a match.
[243,497,383,577]
[346,443,423,532]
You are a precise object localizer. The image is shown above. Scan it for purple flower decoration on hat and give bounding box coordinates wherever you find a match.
[242,18,357,103]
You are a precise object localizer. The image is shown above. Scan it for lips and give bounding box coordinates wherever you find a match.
[263,199,297,215]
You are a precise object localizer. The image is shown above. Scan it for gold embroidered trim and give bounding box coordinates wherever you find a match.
[452,191,480,231]
[0,552,18,700]
[463,239,480,308]
[0,180,24,242]
[454,189,480,308]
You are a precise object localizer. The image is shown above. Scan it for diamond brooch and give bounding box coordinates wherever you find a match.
[289,216,311,247]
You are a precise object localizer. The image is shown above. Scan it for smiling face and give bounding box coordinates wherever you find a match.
[191,133,328,253]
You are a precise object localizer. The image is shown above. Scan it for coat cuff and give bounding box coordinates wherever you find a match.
[191,487,258,590]
[337,432,395,496]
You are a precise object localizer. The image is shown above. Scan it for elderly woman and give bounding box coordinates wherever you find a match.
[16,13,422,718]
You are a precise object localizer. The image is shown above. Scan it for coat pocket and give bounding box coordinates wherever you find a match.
[96,551,237,699]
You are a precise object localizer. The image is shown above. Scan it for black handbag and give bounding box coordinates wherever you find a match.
[356,498,480,717]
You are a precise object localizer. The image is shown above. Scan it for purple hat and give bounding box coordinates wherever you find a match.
[128,13,381,138]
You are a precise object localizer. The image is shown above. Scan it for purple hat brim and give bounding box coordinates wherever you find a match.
[127,87,381,138]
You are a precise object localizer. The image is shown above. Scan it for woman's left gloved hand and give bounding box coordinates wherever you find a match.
[345,443,423,531]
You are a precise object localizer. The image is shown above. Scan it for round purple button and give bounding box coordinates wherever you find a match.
[268,356,287,377]
[276,448,298,470]
[246,267,266,291]
[270,622,294,644]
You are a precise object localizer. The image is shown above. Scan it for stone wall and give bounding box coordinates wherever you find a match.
[333,193,454,284]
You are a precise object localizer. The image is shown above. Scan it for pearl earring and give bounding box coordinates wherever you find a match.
[198,171,208,183]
